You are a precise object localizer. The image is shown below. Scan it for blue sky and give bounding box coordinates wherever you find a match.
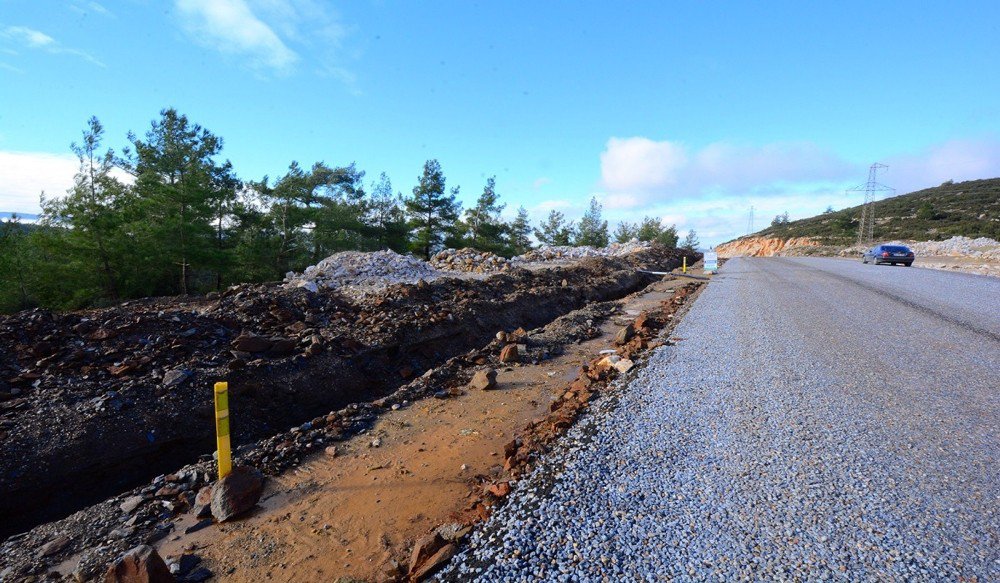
[2,1,999,245]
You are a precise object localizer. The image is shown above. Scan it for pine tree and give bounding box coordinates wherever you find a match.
[682,229,700,251]
[614,221,638,243]
[574,197,609,247]
[404,159,461,259]
[123,108,226,295]
[506,206,534,256]
[461,176,508,253]
[367,172,410,253]
[41,116,130,301]
[535,210,574,246]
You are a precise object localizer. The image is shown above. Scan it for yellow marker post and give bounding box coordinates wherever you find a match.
[214,382,232,480]
[682,256,687,273]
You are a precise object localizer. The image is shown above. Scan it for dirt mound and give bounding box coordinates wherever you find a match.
[716,236,819,257]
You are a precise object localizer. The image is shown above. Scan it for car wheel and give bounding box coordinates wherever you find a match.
[905,262,912,267]
[862,256,868,264]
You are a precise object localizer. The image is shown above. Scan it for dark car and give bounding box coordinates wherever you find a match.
[862,244,915,266]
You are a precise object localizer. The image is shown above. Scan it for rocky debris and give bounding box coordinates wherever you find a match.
[283,249,444,294]
[431,248,512,273]
[210,466,265,522]
[105,545,174,583]
[841,235,1000,259]
[468,369,497,390]
[513,240,653,263]
[161,369,191,388]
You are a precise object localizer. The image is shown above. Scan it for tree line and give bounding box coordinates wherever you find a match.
[0,109,697,313]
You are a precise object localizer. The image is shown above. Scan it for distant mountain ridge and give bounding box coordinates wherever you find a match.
[741,178,1000,245]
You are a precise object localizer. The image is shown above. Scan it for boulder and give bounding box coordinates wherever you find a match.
[210,466,265,521]
[104,545,174,583]
[468,369,497,390]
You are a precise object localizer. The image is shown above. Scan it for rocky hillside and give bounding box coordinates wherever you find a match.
[743,178,1000,247]
[716,236,819,258]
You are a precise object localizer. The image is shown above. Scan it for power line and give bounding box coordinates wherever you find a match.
[746,205,754,236]
[847,163,894,247]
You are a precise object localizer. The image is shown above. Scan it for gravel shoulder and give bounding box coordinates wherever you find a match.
[442,257,1000,581]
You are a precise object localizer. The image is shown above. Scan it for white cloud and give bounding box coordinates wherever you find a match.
[0,151,78,213]
[174,0,357,87]
[0,25,104,66]
[175,0,299,72]
[532,177,552,189]
[600,137,687,194]
[595,135,1000,246]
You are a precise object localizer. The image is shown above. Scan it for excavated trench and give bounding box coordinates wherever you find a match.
[1,256,681,540]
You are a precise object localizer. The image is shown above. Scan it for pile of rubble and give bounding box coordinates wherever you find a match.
[896,236,1000,259]
[431,248,512,273]
[284,250,444,293]
[513,240,652,263]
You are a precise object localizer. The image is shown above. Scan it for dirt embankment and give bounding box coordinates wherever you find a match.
[0,267,702,583]
[0,246,690,543]
[715,236,819,257]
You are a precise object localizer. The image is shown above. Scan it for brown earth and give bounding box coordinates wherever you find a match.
[151,277,701,583]
[0,247,692,542]
[0,247,703,582]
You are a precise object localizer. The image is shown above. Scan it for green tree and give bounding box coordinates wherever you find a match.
[574,197,609,247]
[460,176,508,253]
[614,221,638,243]
[123,108,228,295]
[367,172,410,253]
[535,209,574,246]
[40,116,131,301]
[654,224,679,247]
[309,162,369,259]
[771,211,790,227]
[506,206,533,256]
[404,159,461,259]
[681,229,700,251]
[0,216,35,311]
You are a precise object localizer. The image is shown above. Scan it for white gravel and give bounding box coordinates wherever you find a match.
[440,257,1000,581]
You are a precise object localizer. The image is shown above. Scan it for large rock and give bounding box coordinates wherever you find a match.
[104,545,174,583]
[232,334,272,353]
[210,465,265,521]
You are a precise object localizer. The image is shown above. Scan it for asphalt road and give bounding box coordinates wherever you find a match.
[443,257,1000,581]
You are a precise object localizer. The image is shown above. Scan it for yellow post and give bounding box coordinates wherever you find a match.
[214,382,232,480]
[682,256,687,273]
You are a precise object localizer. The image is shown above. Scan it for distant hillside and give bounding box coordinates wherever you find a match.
[755,178,1000,245]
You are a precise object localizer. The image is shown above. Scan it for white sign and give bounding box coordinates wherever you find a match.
[704,252,719,273]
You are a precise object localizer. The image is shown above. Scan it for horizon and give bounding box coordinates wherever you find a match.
[2,1,1000,246]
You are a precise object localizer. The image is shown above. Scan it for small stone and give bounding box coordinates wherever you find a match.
[162,369,191,388]
[105,545,173,583]
[210,466,265,522]
[120,495,144,514]
[37,535,71,558]
[371,438,382,448]
[468,369,498,390]
[499,344,518,363]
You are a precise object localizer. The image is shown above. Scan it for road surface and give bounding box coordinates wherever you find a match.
[442,257,1000,581]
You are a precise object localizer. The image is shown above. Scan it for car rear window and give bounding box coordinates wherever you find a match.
[883,246,911,253]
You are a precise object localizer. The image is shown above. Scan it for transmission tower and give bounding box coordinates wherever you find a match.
[746,205,755,235]
[847,163,894,247]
